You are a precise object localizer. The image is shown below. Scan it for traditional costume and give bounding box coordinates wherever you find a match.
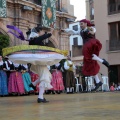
[64,56,76,93]
[7,63,25,95]
[3,56,13,80]
[19,64,33,94]
[59,59,67,89]
[28,28,52,46]
[51,63,64,93]
[0,57,8,96]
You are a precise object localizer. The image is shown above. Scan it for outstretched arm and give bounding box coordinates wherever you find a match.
[63,28,80,35]
[36,33,52,41]
[36,27,54,41]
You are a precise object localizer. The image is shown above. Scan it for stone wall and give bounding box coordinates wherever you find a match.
[0,0,75,51]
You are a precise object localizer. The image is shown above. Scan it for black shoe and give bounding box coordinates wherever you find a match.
[29,83,36,91]
[92,81,103,91]
[37,98,49,103]
[56,91,61,94]
[52,91,55,94]
[98,81,103,86]
[102,59,110,68]
[70,91,74,94]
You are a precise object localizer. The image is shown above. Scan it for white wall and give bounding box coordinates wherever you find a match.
[68,22,84,68]
[69,22,83,53]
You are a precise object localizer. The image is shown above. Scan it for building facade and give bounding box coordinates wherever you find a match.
[0,0,76,51]
[69,22,83,65]
[83,0,120,85]
[94,0,120,84]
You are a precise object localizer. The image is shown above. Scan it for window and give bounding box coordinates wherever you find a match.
[108,0,120,14]
[56,0,61,11]
[26,0,41,5]
[72,25,78,31]
[69,22,79,31]
[90,0,94,20]
[73,37,78,46]
[109,0,116,4]
[92,8,94,15]
[109,22,120,50]
[118,22,120,38]
[109,23,117,41]
[30,0,41,5]
[69,51,71,57]
[109,22,120,41]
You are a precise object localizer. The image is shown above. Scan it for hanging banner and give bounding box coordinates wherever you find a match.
[42,0,56,28]
[0,0,7,17]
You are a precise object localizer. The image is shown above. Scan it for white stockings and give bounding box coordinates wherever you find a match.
[92,54,103,63]
[32,79,40,86]
[93,74,100,84]
[38,86,45,99]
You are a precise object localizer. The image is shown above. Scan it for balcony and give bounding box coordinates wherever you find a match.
[108,3,120,15]
[106,40,120,51]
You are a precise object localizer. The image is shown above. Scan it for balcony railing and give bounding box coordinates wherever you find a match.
[106,40,120,51]
[108,3,120,15]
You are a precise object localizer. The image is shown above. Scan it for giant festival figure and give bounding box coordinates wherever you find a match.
[63,19,110,91]
[2,25,68,103]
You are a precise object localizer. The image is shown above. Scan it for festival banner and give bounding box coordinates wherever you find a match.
[42,0,56,28]
[0,0,7,17]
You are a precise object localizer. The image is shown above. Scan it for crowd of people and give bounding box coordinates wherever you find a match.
[0,55,76,97]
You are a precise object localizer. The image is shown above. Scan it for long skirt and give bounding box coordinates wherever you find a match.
[8,72,25,94]
[22,72,33,92]
[51,70,64,90]
[0,70,8,95]
[82,39,102,76]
